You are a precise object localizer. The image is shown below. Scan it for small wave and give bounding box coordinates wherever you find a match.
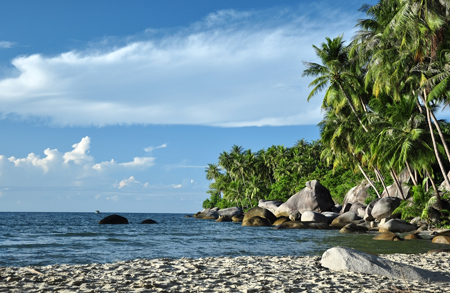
[56,232,101,237]
[106,238,128,242]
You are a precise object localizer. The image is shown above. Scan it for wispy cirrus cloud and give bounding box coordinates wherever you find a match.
[144,143,167,153]
[0,2,364,127]
[0,41,16,49]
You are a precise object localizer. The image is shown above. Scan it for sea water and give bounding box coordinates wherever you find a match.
[0,212,447,267]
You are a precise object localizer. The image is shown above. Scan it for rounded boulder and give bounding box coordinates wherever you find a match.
[99,214,129,224]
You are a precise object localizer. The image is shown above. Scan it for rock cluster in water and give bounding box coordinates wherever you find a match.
[194,180,450,246]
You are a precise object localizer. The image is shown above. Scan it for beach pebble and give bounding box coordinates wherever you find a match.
[2,252,450,292]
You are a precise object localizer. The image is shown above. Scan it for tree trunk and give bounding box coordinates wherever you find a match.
[337,81,369,132]
[357,164,381,198]
[374,167,389,197]
[390,168,405,200]
[426,106,450,189]
[405,161,418,186]
[420,91,450,163]
[426,171,443,210]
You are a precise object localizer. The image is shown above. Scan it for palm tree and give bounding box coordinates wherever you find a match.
[205,163,221,181]
[303,35,368,132]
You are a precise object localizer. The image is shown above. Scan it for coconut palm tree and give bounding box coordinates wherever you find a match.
[303,35,368,132]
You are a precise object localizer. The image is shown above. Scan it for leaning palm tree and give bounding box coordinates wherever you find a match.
[303,35,368,132]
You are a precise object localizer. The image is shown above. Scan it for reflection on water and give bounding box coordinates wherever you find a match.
[0,212,447,267]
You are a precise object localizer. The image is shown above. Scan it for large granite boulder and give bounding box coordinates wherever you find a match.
[343,180,371,206]
[216,215,232,222]
[321,246,448,282]
[339,223,369,233]
[340,203,352,215]
[371,197,401,220]
[379,219,416,233]
[330,211,361,228]
[363,198,380,221]
[274,180,334,217]
[217,207,243,218]
[99,214,129,224]
[379,170,411,198]
[194,208,219,219]
[273,217,290,226]
[275,221,309,229]
[258,200,283,214]
[432,235,450,244]
[243,207,277,224]
[349,202,367,218]
[232,215,244,222]
[439,171,450,191]
[404,233,422,240]
[373,232,402,241]
[321,212,340,224]
[242,216,272,227]
[301,211,328,224]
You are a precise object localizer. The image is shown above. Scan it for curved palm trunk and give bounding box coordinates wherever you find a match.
[426,171,443,210]
[357,164,381,198]
[390,168,405,200]
[337,81,369,132]
[420,92,450,163]
[426,106,448,209]
[374,167,389,197]
[405,161,418,186]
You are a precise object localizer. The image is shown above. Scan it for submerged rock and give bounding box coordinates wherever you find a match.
[242,216,272,227]
[330,211,360,228]
[243,207,277,224]
[275,221,309,229]
[372,232,402,241]
[141,219,157,224]
[432,235,450,245]
[98,215,129,224]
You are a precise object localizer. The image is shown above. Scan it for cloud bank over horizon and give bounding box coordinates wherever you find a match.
[0,5,362,128]
[0,137,174,191]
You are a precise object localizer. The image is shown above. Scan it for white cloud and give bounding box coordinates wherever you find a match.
[0,41,16,49]
[8,148,61,173]
[93,157,155,171]
[0,3,362,127]
[0,137,157,191]
[144,143,167,153]
[106,196,119,201]
[172,184,182,188]
[116,176,149,189]
[63,136,93,164]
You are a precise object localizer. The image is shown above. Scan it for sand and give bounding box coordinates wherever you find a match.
[1,252,449,293]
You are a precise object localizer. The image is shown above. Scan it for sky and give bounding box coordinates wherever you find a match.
[0,0,379,213]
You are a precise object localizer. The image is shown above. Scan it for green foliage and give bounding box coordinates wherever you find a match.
[267,176,298,202]
[392,179,434,221]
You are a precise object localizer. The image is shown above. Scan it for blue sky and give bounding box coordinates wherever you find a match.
[0,0,377,213]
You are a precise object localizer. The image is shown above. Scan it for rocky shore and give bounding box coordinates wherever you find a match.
[1,251,449,293]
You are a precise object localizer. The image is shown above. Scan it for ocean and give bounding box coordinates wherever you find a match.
[0,212,446,267]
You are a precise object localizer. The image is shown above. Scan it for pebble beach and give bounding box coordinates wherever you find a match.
[1,252,449,293]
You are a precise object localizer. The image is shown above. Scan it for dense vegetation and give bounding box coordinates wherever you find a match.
[204,0,450,221]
